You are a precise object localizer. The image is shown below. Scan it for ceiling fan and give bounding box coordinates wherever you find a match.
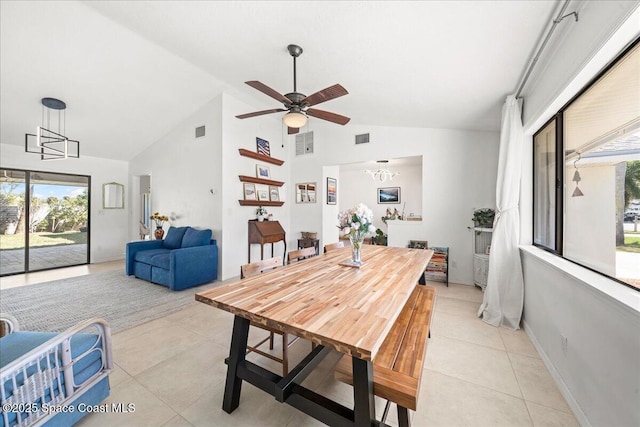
[236,44,350,135]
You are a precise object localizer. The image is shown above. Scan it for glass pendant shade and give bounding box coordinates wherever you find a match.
[283,111,307,128]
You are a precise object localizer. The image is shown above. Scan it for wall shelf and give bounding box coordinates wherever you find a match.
[238,149,284,166]
[239,200,284,207]
[239,175,284,187]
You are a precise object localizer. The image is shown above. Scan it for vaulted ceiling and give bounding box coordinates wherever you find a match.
[0,1,557,161]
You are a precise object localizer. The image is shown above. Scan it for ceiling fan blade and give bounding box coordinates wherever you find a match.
[245,81,291,105]
[236,108,286,119]
[288,127,300,135]
[301,84,348,107]
[307,108,351,125]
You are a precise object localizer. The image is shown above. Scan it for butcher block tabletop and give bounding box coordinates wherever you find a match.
[196,245,433,361]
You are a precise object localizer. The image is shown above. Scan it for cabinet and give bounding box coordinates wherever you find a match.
[473,228,493,291]
[248,220,286,262]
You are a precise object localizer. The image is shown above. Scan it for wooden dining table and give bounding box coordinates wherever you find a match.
[196,245,433,426]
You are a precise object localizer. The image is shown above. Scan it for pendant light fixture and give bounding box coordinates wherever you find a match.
[25,97,79,160]
[365,160,399,182]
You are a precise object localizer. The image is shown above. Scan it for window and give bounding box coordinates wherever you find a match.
[533,39,640,290]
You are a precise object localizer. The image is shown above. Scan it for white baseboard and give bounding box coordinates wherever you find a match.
[522,320,590,427]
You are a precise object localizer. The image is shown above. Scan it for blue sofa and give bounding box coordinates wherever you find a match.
[126,226,218,291]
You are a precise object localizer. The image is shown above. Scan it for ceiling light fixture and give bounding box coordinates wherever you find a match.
[25,97,79,160]
[282,107,308,128]
[365,160,399,182]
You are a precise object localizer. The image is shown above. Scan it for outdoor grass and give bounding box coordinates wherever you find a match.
[0,231,87,250]
[618,235,640,253]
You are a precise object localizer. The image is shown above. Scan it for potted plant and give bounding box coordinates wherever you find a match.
[256,206,268,222]
[371,228,388,246]
[472,208,495,228]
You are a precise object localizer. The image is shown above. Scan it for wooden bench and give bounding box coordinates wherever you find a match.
[334,285,435,427]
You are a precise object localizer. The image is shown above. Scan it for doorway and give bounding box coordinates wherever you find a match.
[0,168,90,276]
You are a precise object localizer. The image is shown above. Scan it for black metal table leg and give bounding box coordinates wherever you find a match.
[398,405,411,427]
[222,315,250,413]
[352,357,375,426]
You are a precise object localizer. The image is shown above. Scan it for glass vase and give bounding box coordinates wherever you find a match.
[349,233,364,265]
[154,227,164,240]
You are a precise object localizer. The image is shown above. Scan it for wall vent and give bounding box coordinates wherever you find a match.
[355,133,370,144]
[195,125,206,138]
[295,131,314,155]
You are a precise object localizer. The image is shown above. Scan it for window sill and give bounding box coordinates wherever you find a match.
[519,245,640,312]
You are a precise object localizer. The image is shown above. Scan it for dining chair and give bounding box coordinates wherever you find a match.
[324,241,345,253]
[287,246,317,264]
[240,256,297,375]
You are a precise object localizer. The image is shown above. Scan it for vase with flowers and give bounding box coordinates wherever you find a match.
[337,203,376,265]
[150,212,169,239]
[255,206,268,222]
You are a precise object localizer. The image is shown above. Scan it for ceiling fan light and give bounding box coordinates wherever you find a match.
[283,111,307,128]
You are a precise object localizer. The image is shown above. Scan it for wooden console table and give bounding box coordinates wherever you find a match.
[248,220,286,262]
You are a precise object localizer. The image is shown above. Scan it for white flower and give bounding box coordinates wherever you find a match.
[368,224,376,234]
[342,227,351,234]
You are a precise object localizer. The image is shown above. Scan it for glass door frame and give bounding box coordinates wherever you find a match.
[0,167,91,276]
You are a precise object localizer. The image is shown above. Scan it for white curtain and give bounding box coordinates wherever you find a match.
[478,95,524,329]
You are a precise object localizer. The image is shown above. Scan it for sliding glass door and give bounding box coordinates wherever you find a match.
[0,170,26,274]
[0,168,90,276]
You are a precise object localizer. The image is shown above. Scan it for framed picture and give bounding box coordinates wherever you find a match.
[258,190,269,201]
[307,184,316,203]
[243,183,257,200]
[256,164,271,179]
[378,187,400,204]
[269,186,280,202]
[256,137,270,156]
[326,177,337,205]
[296,182,317,204]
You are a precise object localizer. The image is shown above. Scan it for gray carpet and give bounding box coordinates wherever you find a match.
[0,270,221,333]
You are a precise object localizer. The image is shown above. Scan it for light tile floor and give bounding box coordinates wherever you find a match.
[3,263,579,426]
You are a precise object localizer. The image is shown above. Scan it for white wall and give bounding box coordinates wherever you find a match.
[289,124,499,285]
[0,143,129,263]
[339,161,422,232]
[519,6,640,427]
[220,93,290,280]
[129,96,224,273]
[522,1,639,127]
[521,249,640,427]
[321,165,340,247]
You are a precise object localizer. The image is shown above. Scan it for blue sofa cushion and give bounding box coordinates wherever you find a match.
[150,253,170,270]
[134,248,171,264]
[163,226,187,249]
[182,228,212,248]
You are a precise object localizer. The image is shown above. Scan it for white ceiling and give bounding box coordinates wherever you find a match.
[0,1,557,161]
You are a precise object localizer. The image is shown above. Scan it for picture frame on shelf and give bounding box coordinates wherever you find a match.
[256,164,271,179]
[269,186,280,202]
[258,190,269,202]
[378,187,400,204]
[326,177,337,205]
[243,183,257,200]
[256,137,270,156]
